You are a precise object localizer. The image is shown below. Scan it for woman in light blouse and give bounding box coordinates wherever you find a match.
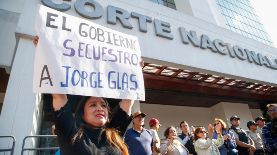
[160,126,189,155]
[194,124,224,155]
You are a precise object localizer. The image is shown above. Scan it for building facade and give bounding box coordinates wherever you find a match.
[0,0,277,154]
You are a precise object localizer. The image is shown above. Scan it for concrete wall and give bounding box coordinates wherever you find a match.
[0,9,20,68]
[140,102,259,138]
[206,0,227,28]
[175,0,193,16]
[0,37,42,154]
[187,0,218,24]
[220,102,253,129]
[210,102,263,129]
[0,0,26,13]
[174,0,227,28]
[0,0,27,68]
[210,103,228,124]
[140,103,213,138]
[250,109,263,120]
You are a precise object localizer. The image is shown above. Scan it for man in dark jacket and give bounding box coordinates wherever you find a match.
[262,104,277,154]
[178,121,197,155]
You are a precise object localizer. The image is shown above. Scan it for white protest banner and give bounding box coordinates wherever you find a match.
[33,5,145,100]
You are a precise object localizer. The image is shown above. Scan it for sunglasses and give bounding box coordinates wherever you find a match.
[199,130,207,133]
[268,108,277,113]
[214,122,220,126]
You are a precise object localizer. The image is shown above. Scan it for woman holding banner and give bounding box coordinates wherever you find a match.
[34,36,136,155]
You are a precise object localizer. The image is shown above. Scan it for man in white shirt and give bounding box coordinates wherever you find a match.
[247,120,265,155]
[255,116,266,135]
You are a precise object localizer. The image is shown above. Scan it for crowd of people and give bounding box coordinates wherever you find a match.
[51,97,276,155]
[122,104,277,155]
[33,37,276,155]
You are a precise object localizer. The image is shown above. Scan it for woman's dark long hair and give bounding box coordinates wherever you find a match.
[164,126,175,138]
[71,96,128,155]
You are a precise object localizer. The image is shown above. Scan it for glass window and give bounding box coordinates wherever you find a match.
[149,0,176,10]
[216,0,273,46]
[167,3,176,9]
[149,0,157,3]
[157,0,164,5]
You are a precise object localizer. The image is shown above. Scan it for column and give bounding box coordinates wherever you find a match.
[0,37,41,155]
[210,102,254,130]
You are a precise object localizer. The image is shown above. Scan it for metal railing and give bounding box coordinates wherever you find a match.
[21,135,59,155]
[0,135,16,155]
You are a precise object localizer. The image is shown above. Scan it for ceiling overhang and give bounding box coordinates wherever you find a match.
[142,63,277,107]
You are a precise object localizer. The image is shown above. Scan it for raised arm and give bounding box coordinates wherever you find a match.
[107,99,134,135]
[52,94,68,111]
[212,123,224,147]
[119,99,134,116]
[118,58,143,115]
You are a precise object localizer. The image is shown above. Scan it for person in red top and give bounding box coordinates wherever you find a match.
[149,118,162,155]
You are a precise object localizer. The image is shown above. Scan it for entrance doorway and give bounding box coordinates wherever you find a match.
[0,68,9,114]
